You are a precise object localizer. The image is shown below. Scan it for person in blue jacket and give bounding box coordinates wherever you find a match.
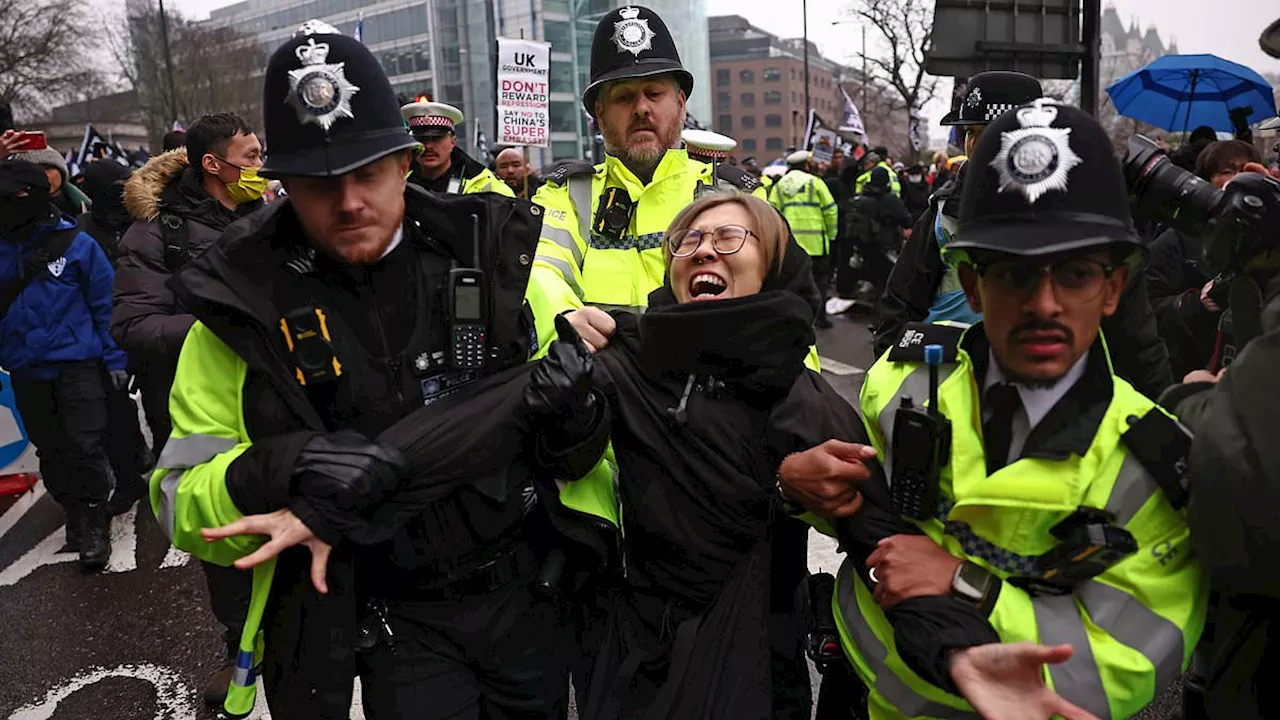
[0,160,128,570]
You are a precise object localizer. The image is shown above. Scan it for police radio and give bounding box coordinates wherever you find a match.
[448,215,488,370]
[279,307,342,386]
[890,344,951,519]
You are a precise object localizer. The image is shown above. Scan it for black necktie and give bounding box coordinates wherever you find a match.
[984,383,1021,474]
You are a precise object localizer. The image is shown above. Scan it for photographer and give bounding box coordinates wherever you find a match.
[1158,168,1280,719]
[1147,140,1267,378]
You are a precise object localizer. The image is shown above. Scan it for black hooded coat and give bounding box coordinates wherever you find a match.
[571,237,998,719]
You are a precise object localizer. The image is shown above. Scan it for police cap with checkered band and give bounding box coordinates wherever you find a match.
[943,98,1143,269]
[583,5,694,115]
[940,71,1044,127]
[260,21,418,178]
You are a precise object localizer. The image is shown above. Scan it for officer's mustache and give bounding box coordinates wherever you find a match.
[1008,319,1074,346]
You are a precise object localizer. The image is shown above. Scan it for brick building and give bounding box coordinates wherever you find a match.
[709,15,852,162]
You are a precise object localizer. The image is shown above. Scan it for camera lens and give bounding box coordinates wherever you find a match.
[1123,135,1225,237]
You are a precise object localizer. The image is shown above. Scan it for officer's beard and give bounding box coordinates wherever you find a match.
[602,116,682,183]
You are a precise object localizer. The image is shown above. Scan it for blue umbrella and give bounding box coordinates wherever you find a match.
[1106,53,1278,133]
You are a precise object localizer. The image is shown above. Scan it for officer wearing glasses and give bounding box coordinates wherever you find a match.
[782,99,1206,718]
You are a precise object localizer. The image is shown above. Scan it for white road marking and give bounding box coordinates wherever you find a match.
[8,663,198,720]
[159,545,192,568]
[0,525,75,587]
[0,483,45,541]
[818,356,864,376]
[105,504,138,574]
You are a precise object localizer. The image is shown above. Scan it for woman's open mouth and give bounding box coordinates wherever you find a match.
[689,272,728,300]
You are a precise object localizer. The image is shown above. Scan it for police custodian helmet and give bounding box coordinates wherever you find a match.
[260,22,418,178]
[583,5,694,115]
[944,98,1142,268]
[940,71,1044,127]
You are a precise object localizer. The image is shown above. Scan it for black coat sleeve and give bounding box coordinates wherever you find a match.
[1147,229,1219,377]
[1103,270,1174,398]
[111,220,198,369]
[874,204,943,358]
[768,374,998,689]
[1178,326,1280,598]
[881,194,915,230]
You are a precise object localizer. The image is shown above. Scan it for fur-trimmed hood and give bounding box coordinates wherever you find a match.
[124,148,189,221]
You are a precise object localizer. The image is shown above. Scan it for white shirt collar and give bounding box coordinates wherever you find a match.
[984,348,1091,432]
[377,225,405,261]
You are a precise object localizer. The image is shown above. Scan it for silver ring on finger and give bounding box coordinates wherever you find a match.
[868,566,878,584]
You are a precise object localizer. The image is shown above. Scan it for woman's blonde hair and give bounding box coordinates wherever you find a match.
[662,192,789,276]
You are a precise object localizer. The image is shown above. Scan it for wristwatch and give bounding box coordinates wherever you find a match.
[950,561,996,609]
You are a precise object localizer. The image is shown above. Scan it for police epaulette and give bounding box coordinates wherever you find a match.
[887,322,965,362]
[545,160,596,186]
[715,163,761,192]
[1120,409,1192,510]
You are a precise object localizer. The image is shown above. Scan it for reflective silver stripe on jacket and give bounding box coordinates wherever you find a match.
[1034,593,1111,718]
[155,434,240,541]
[540,226,584,268]
[567,174,593,258]
[1103,453,1158,525]
[589,303,646,316]
[534,253,585,300]
[835,562,979,719]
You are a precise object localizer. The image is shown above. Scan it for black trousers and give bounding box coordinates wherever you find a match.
[358,575,570,720]
[12,361,114,505]
[811,255,832,323]
[138,371,173,454]
[201,560,252,662]
[105,382,150,500]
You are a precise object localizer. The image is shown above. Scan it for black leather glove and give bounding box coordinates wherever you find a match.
[293,431,407,513]
[525,313,596,422]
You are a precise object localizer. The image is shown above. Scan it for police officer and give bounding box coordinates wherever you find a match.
[854,145,901,196]
[150,24,571,718]
[770,150,839,328]
[530,4,763,333]
[528,6,817,717]
[873,71,1174,399]
[401,100,513,196]
[782,99,1208,718]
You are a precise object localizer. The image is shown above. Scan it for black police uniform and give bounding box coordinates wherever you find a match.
[872,73,1174,398]
[169,26,571,719]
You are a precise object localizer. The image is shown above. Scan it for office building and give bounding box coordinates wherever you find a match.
[709,14,851,161]
[201,0,710,169]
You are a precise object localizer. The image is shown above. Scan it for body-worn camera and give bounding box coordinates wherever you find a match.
[1123,135,1280,277]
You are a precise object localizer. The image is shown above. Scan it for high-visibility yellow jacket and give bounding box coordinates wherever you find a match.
[855,161,902,196]
[768,169,839,257]
[839,322,1207,720]
[528,149,765,325]
[149,191,558,717]
[409,148,514,197]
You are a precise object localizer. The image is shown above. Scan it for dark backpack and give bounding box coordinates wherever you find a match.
[844,195,885,248]
[158,211,191,272]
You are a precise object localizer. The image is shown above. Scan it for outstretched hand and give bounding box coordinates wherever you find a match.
[202,508,333,594]
[949,642,1101,720]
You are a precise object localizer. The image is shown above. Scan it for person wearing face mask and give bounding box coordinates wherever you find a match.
[111,112,264,707]
[900,163,931,222]
[872,72,1174,400]
[0,160,129,571]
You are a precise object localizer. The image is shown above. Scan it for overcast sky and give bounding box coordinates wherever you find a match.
[164,0,1279,131]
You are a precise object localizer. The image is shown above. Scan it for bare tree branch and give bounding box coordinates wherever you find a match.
[0,0,106,116]
[846,0,940,156]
